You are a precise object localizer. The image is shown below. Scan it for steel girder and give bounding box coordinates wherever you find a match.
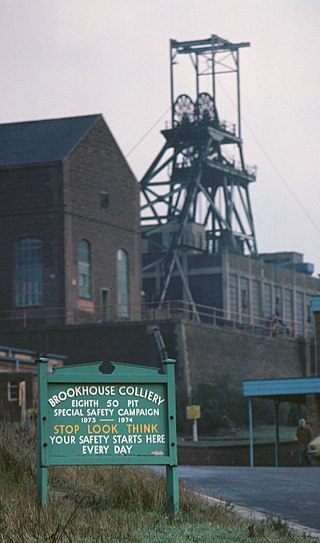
[140,35,257,306]
[140,124,257,304]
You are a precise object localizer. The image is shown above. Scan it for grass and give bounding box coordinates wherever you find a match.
[179,425,297,448]
[0,422,317,543]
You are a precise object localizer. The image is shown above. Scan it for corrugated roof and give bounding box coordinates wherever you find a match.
[243,377,320,401]
[0,114,101,167]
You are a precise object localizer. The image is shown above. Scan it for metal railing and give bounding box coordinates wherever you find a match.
[0,300,312,339]
[141,300,302,338]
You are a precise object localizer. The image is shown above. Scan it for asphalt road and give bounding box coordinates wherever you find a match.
[152,466,320,534]
[178,466,320,533]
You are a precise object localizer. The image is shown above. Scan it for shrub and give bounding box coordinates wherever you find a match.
[192,373,276,434]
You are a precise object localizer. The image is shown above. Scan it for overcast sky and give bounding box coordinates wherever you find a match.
[1,0,320,273]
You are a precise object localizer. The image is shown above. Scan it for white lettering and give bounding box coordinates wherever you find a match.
[114,445,132,454]
[145,434,165,443]
[82,445,110,455]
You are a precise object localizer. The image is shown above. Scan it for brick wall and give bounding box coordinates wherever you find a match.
[178,441,299,467]
[0,163,65,318]
[0,117,142,326]
[2,318,318,431]
[0,318,310,401]
[182,321,309,388]
[63,117,141,320]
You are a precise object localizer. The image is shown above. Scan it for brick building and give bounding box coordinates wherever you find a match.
[0,345,66,422]
[0,114,141,327]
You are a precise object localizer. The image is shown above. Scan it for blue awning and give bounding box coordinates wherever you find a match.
[243,377,320,467]
[243,377,320,403]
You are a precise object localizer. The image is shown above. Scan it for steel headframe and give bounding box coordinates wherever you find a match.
[140,35,258,308]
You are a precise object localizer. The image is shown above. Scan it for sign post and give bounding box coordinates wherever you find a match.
[36,357,179,514]
[37,358,49,504]
[186,404,201,442]
[19,381,27,427]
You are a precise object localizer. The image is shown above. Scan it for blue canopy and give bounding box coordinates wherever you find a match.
[242,377,320,467]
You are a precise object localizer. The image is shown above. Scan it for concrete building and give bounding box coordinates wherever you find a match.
[140,36,320,340]
[142,226,320,339]
[0,114,141,328]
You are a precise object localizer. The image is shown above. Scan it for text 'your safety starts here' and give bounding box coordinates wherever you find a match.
[47,384,168,457]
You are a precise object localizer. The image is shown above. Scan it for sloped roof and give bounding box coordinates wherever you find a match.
[0,114,101,167]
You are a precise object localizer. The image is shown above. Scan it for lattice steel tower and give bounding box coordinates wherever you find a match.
[140,35,257,306]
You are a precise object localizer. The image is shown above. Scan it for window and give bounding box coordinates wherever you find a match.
[15,237,43,306]
[7,381,19,402]
[252,280,261,318]
[263,284,272,318]
[295,291,304,336]
[274,286,282,317]
[305,295,313,337]
[240,277,250,323]
[229,274,238,314]
[78,240,92,299]
[117,249,129,318]
[100,191,109,209]
[284,289,293,323]
[306,295,312,323]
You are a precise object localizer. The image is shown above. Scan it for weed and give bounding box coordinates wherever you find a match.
[0,423,315,543]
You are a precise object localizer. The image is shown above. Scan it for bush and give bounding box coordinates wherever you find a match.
[192,373,276,434]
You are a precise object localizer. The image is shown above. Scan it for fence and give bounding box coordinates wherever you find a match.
[0,300,312,339]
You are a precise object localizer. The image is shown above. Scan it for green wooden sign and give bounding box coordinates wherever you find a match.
[37,358,179,514]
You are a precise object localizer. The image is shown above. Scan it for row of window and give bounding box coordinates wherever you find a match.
[15,237,129,316]
[229,274,313,335]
